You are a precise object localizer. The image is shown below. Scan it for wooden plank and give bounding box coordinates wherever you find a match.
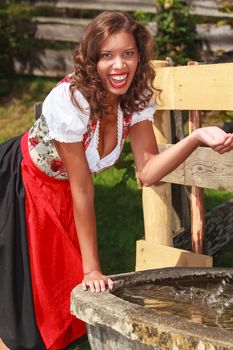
[32,17,157,43]
[187,0,233,18]
[142,184,173,245]
[32,17,90,43]
[32,18,233,51]
[153,62,233,110]
[33,0,233,18]
[135,240,213,270]
[142,60,173,247]
[188,91,205,255]
[158,144,233,192]
[196,24,233,53]
[14,49,73,77]
[34,0,158,13]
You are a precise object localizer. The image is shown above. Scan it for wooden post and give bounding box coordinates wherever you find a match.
[142,60,173,246]
[189,110,205,254]
[34,102,42,120]
[188,61,205,254]
[135,60,213,271]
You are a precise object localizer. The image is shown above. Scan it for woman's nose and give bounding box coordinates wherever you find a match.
[112,56,125,69]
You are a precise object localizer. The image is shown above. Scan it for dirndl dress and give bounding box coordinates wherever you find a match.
[0,77,155,350]
[0,132,86,350]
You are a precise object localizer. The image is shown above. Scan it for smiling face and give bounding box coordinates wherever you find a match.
[97,31,139,100]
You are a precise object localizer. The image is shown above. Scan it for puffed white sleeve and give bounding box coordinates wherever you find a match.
[42,82,90,142]
[130,99,156,127]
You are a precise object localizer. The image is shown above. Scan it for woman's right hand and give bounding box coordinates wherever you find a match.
[82,270,114,292]
[193,127,233,154]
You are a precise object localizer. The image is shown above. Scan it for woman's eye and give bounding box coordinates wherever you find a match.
[100,53,112,59]
[124,51,135,56]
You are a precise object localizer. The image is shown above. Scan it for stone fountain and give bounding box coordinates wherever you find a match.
[71,268,233,350]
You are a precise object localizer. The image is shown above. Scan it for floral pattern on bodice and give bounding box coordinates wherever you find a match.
[28,113,132,180]
[28,76,156,179]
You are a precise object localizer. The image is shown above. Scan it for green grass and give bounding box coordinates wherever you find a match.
[1,76,233,350]
[0,76,56,142]
[204,188,233,212]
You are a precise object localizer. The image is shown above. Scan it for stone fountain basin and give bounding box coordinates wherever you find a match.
[71,267,233,350]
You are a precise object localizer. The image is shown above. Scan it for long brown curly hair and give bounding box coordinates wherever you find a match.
[70,11,155,119]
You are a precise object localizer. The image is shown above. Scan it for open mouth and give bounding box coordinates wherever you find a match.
[108,73,129,89]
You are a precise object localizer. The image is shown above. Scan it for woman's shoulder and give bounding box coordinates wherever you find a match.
[131,99,156,126]
[43,80,89,111]
[40,79,91,143]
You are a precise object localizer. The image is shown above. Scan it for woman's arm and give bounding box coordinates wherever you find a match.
[129,121,233,187]
[54,141,113,292]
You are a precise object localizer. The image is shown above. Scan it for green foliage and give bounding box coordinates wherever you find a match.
[218,1,233,14]
[0,1,36,80]
[214,250,233,268]
[204,189,233,213]
[134,0,199,64]
[0,1,39,97]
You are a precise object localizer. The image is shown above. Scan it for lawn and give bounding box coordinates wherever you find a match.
[1,76,233,350]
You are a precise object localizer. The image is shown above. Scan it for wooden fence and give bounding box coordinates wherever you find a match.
[136,60,233,271]
[15,0,233,77]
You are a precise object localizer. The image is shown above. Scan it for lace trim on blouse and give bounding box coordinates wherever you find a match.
[130,101,156,126]
[28,80,156,179]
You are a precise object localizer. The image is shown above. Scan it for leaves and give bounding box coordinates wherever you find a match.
[133,0,199,65]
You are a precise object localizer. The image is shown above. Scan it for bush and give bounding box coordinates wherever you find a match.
[0,1,35,80]
[134,0,200,64]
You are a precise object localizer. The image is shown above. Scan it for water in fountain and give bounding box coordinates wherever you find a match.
[117,274,233,330]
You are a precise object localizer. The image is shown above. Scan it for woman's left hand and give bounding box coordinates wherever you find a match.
[194,127,233,154]
[82,270,114,293]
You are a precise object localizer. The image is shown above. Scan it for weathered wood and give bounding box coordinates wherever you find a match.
[142,184,173,246]
[187,0,233,18]
[188,71,205,256]
[34,102,43,120]
[153,62,233,111]
[135,240,212,270]
[142,60,173,250]
[33,0,233,18]
[14,49,73,77]
[32,17,90,43]
[190,186,205,253]
[32,17,157,43]
[174,198,233,258]
[196,24,233,53]
[158,144,233,192]
[34,0,158,13]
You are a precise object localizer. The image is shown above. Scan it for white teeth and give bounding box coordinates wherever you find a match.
[109,74,128,85]
[111,74,127,80]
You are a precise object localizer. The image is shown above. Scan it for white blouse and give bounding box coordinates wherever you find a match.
[28,82,156,179]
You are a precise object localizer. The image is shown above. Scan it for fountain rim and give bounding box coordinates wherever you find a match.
[71,267,233,348]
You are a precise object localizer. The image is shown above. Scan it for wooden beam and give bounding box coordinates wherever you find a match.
[135,240,213,271]
[187,0,233,18]
[196,24,233,53]
[32,17,157,43]
[34,0,158,13]
[32,17,90,43]
[14,49,73,77]
[153,62,233,111]
[158,144,233,192]
[187,64,205,254]
[142,60,173,247]
[32,0,233,18]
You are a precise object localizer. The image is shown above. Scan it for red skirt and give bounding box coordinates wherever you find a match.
[20,132,86,349]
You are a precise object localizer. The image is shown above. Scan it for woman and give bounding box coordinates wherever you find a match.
[0,10,233,350]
